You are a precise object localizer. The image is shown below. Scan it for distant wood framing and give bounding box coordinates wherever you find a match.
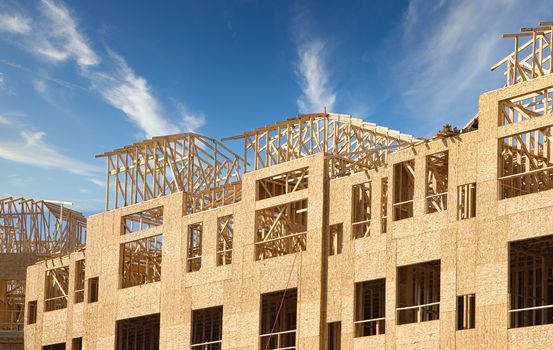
[223,113,418,178]
[0,280,25,331]
[116,313,160,350]
[96,133,245,213]
[492,22,553,86]
[328,223,343,256]
[44,267,69,312]
[74,260,85,303]
[0,197,86,255]
[187,223,202,272]
[509,235,553,328]
[355,279,385,337]
[256,168,308,200]
[397,260,441,325]
[255,200,307,260]
[216,215,233,266]
[120,235,162,288]
[191,306,223,350]
[499,126,553,199]
[393,160,415,220]
[499,86,553,126]
[352,182,371,239]
[121,207,163,235]
[381,178,389,233]
[260,289,297,350]
[457,183,477,220]
[425,152,448,213]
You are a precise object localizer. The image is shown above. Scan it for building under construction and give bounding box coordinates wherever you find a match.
[21,22,553,349]
[0,198,86,350]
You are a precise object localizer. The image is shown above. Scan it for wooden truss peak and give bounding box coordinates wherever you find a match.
[97,132,245,211]
[492,21,553,86]
[223,112,422,178]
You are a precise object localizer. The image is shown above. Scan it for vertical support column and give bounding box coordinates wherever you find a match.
[159,196,186,350]
[297,153,328,349]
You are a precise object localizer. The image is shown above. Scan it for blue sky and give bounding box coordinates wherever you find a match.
[0,0,551,214]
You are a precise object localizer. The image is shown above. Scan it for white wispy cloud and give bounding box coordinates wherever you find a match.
[1,1,205,138]
[291,6,336,114]
[0,13,31,34]
[34,0,99,67]
[87,51,179,138]
[0,114,10,126]
[0,1,206,212]
[296,39,336,114]
[0,130,102,175]
[88,178,104,187]
[32,79,47,94]
[172,99,206,132]
[391,0,553,130]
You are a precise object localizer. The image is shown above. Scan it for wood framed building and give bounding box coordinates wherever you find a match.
[0,198,86,350]
[23,22,553,349]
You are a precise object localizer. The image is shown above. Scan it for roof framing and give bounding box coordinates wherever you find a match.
[96,133,245,211]
[0,197,86,255]
[224,113,421,177]
[492,22,553,86]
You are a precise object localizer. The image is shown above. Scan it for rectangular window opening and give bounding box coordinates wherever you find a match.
[74,260,85,303]
[257,168,309,200]
[328,223,343,256]
[191,306,223,350]
[499,88,553,126]
[0,280,25,331]
[260,289,297,350]
[457,294,475,330]
[426,152,448,213]
[509,235,553,328]
[217,215,234,266]
[457,183,476,220]
[327,322,341,350]
[184,183,242,216]
[354,279,385,337]
[27,300,37,325]
[381,178,388,234]
[255,200,307,261]
[88,277,98,303]
[42,343,65,350]
[352,182,371,239]
[71,337,83,350]
[121,206,163,235]
[187,223,203,272]
[44,267,69,312]
[397,260,440,325]
[393,160,415,220]
[121,235,163,288]
[499,127,553,199]
[116,313,160,350]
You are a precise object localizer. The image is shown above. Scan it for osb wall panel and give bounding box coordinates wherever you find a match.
[508,325,553,349]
